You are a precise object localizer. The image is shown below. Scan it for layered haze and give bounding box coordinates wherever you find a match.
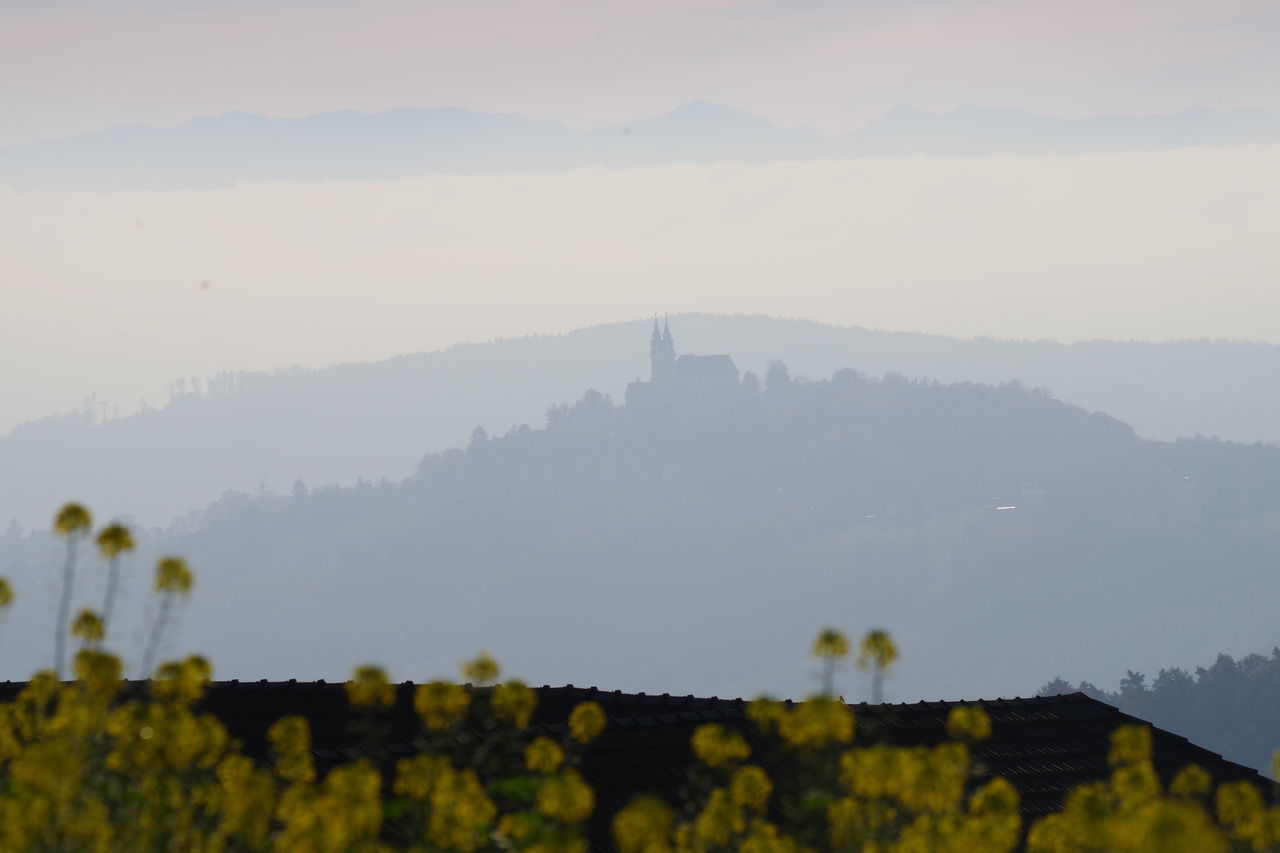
[5,144,1279,436]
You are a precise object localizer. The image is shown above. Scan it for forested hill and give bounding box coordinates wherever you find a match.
[6,313,1280,532]
[1043,648,1280,774]
[5,366,1279,712]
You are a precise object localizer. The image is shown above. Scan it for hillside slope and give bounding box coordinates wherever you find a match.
[4,368,1277,710]
[4,314,1280,530]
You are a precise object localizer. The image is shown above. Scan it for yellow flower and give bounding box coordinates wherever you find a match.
[428,766,497,850]
[1170,765,1212,799]
[345,664,395,709]
[692,788,742,846]
[71,609,105,644]
[54,503,93,538]
[945,705,992,742]
[154,557,194,595]
[692,723,751,767]
[568,701,607,744]
[1108,725,1152,767]
[497,813,538,843]
[739,821,806,853]
[267,716,315,783]
[730,765,773,811]
[1216,780,1264,835]
[414,681,470,731]
[393,753,451,800]
[969,776,1020,817]
[856,628,898,673]
[777,697,854,750]
[460,651,500,685]
[151,655,212,704]
[537,769,595,823]
[745,698,785,733]
[812,628,849,659]
[493,679,537,728]
[1113,800,1227,853]
[1111,763,1161,806]
[612,795,674,853]
[525,736,565,773]
[96,522,135,558]
[73,649,122,699]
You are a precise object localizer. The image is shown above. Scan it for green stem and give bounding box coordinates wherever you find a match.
[101,555,120,638]
[54,536,78,679]
[141,591,172,679]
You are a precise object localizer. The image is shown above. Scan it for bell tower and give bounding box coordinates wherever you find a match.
[649,316,676,383]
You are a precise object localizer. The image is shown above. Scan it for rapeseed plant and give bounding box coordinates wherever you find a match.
[2,503,1278,851]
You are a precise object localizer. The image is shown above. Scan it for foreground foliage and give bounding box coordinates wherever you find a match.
[0,507,1278,850]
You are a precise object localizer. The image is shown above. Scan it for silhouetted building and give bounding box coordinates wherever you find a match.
[627,317,739,406]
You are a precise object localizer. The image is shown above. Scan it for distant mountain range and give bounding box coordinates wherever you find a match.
[5,314,1280,531]
[3,102,1278,190]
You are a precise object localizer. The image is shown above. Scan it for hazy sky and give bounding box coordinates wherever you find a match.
[4,0,1280,434]
[4,146,1279,435]
[3,0,1280,147]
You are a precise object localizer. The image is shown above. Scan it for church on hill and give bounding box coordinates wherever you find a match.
[625,317,739,406]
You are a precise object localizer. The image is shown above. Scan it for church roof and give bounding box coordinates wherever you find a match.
[674,353,737,373]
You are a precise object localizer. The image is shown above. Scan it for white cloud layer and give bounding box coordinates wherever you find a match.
[3,145,1279,434]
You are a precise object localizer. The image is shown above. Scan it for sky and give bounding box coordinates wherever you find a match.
[3,0,1280,147]
[3,0,1280,433]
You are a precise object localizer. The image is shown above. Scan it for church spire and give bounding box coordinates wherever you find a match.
[650,314,676,383]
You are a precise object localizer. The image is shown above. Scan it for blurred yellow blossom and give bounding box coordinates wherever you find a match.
[155,557,194,595]
[537,769,595,823]
[857,628,898,673]
[745,698,785,733]
[525,736,565,773]
[1169,765,1212,799]
[692,723,751,767]
[812,628,849,659]
[777,696,854,750]
[612,795,674,853]
[71,609,104,644]
[54,503,92,538]
[460,651,500,685]
[945,704,992,742]
[493,679,537,728]
[1108,725,1152,767]
[267,716,315,784]
[393,753,451,800]
[345,664,395,709]
[95,522,135,558]
[729,765,773,811]
[414,681,470,731]
[568,701,606,744]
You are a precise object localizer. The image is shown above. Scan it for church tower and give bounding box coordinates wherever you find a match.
[650,316,676,383]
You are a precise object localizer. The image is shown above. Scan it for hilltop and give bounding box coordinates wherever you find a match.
[4,359,1278,710]
[4,314,1280,531]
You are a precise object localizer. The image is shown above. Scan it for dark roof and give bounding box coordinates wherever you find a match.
[1,681,1268,847]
